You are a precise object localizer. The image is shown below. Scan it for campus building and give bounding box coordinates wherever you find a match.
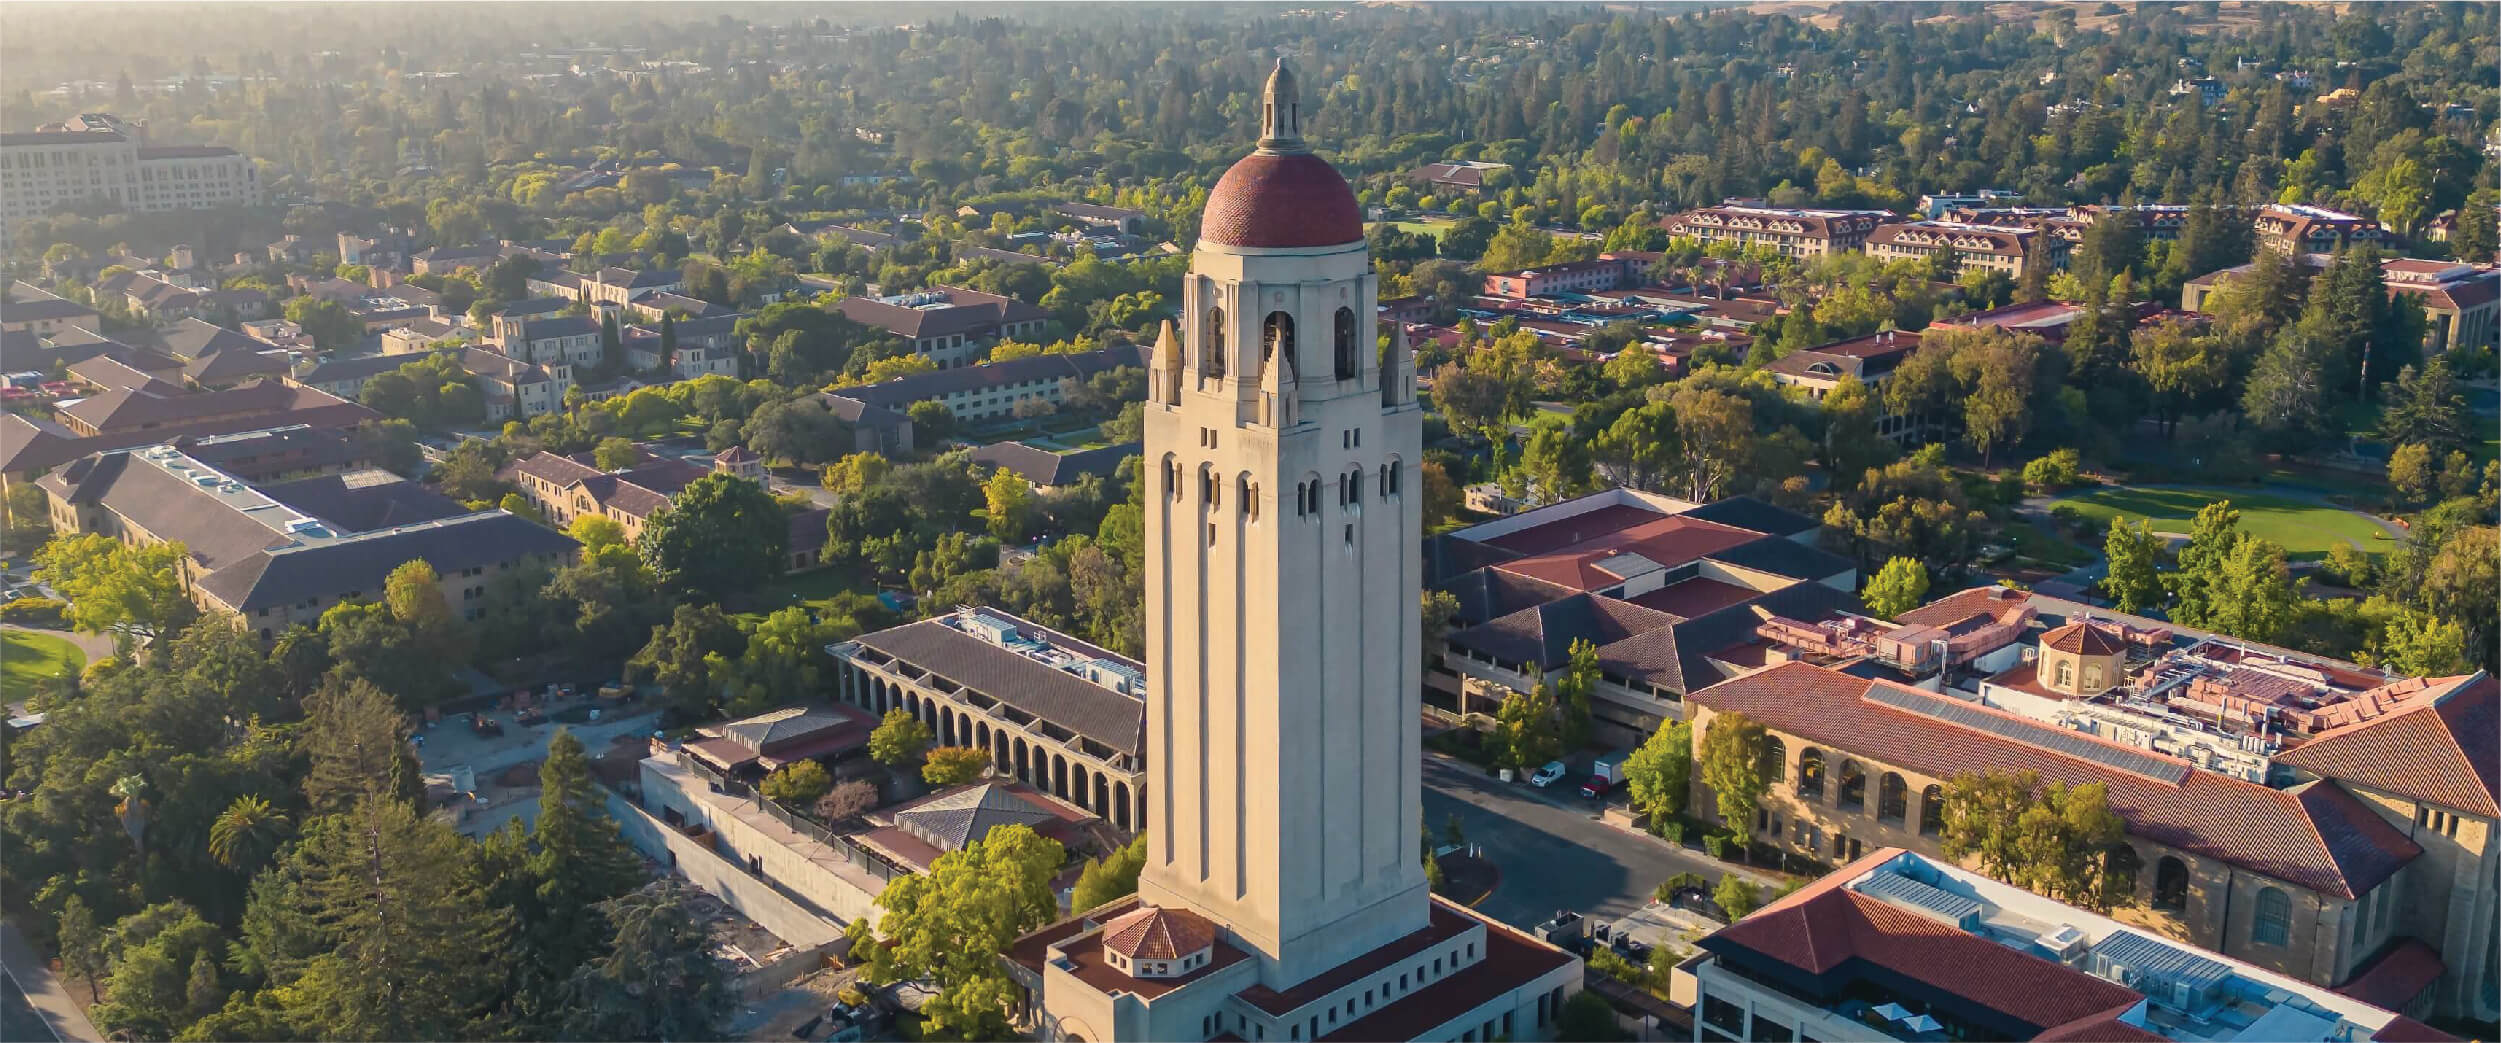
[1662,203,1892,259]
[0,114,259,225]
[1684,594,2499,1025]
[1682,848,2451,1043]
[833,607,1148,833]
[834,286,1052,369]
[1010,61,1581,1043]
[1864,220,2062,278]
[1423,490,1859,749]
[37,441,576,637]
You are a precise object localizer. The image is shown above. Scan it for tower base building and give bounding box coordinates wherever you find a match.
[1008,59,1582,1042]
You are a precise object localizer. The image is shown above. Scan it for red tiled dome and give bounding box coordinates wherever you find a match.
[1199,151,1364,250]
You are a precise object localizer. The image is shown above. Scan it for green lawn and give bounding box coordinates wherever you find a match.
[2054,486,2394,561]
[1996,519,2094,568]
[1369,219,1449,238]
[2,628,84,702]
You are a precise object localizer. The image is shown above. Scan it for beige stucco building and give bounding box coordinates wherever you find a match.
[1685,660,2497,1026]
[1009,61,1580,1043]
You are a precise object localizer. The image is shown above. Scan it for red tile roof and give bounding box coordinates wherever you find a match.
[2040,622,2126,656]
[1237,900,1474,1015]
[1318,898,1576,1041]
[2274,674,2496,818]
[2336,939,2446,1013]
[1702,874,2144,1033]
[1492,514,1763,591]
[1691,662,2421,898]
[1099,905,1217,961]
[1198,152,1363,250]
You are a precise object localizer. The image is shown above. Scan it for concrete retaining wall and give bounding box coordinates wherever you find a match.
[607,790,847,952]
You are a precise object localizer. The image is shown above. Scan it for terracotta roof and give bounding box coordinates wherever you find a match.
[1701,873,2144,1037]
[2030,1012,2171,1042]
[1490,514,1763,591]
[1690,662,2421,898]
[1097,905,1217,961]
[2336,939,2446,1013]
[1198,151,1364,250]
[2274,674,2497,818]
[1005,895,1256,1001]
[2040,621,2126,656]
[1317,898,1577,1041]
[1238,900,1476,1015]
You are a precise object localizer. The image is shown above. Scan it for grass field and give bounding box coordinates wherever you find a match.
[2054,486,2393,560]
[1369,219,1449,238]
[2,628,84,702]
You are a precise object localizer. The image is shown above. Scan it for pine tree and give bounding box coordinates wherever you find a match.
[253,797,516,1041]
[560,884,735,1042]
[524,730,646,974]
[301,677,421,814]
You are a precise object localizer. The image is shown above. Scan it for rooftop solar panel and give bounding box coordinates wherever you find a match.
[1852,869,1984,928]
[1863,683,2193,784]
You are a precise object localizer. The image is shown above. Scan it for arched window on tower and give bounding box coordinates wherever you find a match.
[1263,312,1297,375]
[1333,307,1358,381]
[1203,307,1225,379]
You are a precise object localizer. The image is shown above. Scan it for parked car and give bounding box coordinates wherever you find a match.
[469,714,504,737]
[1529,760,1567,787]
[1580,775,1618,800]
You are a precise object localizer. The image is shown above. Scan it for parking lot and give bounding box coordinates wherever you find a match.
[1422,754,1781,930]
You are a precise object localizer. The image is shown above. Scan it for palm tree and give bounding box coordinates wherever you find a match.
[209,794,291,871]
[111,773,149,853]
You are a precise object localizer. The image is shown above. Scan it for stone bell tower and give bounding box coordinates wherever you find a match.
[1135,57,1428,985]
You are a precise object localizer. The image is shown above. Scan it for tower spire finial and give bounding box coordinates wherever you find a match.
[1259,57,1306,153]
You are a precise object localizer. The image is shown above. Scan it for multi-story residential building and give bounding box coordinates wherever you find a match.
[1864,220,2061,278]
[499,445,824,569]
[1054,202,1146,234]
[834,286,1053,369]
[4,281,99,337]
[2185,257,2499,353]
[2254,204,2386,255]
[1662,202,1893,259]
[55,377,353,438]
[1408,159,1511,195]
[498,446,708,542]
[1480,256,1646,299]
[497,313,603,367]
[0,114,259,226]
[1,376,375,489]
[815,342,1144,426]
[409,242,503,275]
[1916,189,2020,217]
[2378,259,2500,353]
[1764,329,1929,442]
[623,312,743,379]
[1689,597,2499,1025]
[288,352,425,402]
[2171,75,2227,106]
[832,606,1151,832]
[159,317,290,388]
[970,440,1138,494]
[1423,489,1859,748]
[377,319,466,357]
[579,266,685,307]
[460,348,571,420]
[38,442,576,638]
[1682,848,2451,1043]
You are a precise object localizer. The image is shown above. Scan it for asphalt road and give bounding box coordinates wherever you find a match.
[1422,755,1776,930]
